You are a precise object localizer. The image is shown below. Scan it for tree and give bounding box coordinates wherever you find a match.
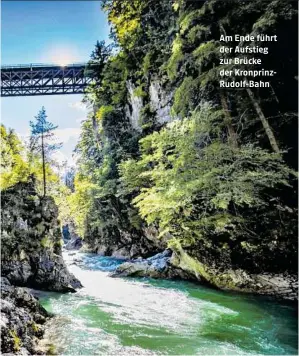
[166,0,297,155]
[30,107,61,197]
[71,0,297,272]
[0,125,29,190]
[120,104,296,270]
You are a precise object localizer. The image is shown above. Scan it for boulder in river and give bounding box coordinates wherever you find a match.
[65,236,83,251]
[111,249,194,280]
[63,221,83,251]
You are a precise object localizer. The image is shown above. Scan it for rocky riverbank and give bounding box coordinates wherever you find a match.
[112,248,298,301]
[1,179,82,354]
[0,277,51,355]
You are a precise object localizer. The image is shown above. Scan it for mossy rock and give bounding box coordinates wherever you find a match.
[9,330,21,351]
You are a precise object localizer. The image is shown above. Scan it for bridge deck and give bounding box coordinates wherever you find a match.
[1,63,96,97]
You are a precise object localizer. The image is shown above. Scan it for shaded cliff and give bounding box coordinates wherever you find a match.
[1,178,81,292]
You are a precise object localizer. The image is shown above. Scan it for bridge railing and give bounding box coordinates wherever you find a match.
[1,62,99,97]
[1,62,89,70]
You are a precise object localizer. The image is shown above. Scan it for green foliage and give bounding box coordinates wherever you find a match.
[71,0,297,272]
[30,107,58,137]
[31,322,39,333]
[0,125,29,190]
[103,0,144,49]
[47,344,57,356]
[133,85,147,98]
[9,330,21,351]
[30,159,60,197]
[68,175,98,237]
[120,104,294,246]
[52,184,73,226]
[172,77,200,118]
[96,105,114,121]
[142,52,152,76]
[40,236,52,248]
[30,107,61,196]
[1,122,72,234]
[167,36,184,80]
[138,104,157,132]
[166,0,298,153]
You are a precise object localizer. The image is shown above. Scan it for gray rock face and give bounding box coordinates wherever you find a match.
[2,254,82,293]
[149,79,173,125]
[86,226,166,259]
[112,247,298,301]
[0,277,50,355]
[1,179,82,292]
[170,246,298,301]
[126,81,144,131]
[83,79,175,260]
[65,236,83,251]
[125,78,174,132]
[111,250,194,280]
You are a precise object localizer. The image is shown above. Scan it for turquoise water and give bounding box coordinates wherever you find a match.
[39,252,298,355]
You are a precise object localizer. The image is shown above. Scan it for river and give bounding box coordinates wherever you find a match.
[38,252,298,355]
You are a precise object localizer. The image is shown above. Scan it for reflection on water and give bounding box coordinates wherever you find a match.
[39,252,298,355]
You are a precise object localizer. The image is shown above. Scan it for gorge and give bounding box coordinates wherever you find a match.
[1,0,298,355]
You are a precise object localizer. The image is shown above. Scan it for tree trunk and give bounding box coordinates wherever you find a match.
[220,90,238,149]
[92,103,102,150]
[246,86,280,153]
[41,132,46,197]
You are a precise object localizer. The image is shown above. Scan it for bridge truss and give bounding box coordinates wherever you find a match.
[1,63,95,97]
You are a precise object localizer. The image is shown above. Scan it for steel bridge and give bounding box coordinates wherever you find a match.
[1,63,96,97]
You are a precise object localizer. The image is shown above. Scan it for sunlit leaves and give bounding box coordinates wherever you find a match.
[0,125,29,190]
[120,104,293,244]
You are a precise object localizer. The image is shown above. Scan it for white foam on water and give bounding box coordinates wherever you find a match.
[40,253,297,356]
[69,264,238,335]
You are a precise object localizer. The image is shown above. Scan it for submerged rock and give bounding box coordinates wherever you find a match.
[0,277,50,355]
[36,316,71,355]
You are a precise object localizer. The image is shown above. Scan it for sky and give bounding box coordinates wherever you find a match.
[1,0,110,165]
